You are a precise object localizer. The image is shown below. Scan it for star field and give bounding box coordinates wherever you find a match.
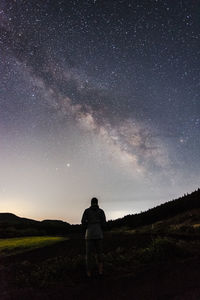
[0,0,200,223]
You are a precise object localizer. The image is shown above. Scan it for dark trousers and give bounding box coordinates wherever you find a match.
[86,239,103,271]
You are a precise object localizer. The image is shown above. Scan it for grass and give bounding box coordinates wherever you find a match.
[0,236,68,256]
[14,236,189,288]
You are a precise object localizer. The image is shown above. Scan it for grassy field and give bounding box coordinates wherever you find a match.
[0,236,68,256]
[0,233,199,299]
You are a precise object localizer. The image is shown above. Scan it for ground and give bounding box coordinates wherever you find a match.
[0,233,200,299]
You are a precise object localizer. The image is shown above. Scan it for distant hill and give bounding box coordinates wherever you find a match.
[0,213,37,224]
[1,188,200,237]
[0,213,71,238]
[0,213,22,223]
[108,188,200,229]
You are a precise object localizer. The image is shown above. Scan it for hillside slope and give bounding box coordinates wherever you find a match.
[108,188,200,229]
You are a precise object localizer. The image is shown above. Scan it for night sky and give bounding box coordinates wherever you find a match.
[0,0,200,223]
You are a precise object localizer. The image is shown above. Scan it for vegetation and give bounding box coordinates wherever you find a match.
[9,235,191,289]
[108,188,200,229]
[0,236,67,256]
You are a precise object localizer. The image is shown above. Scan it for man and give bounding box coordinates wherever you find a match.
[81,197,106,278]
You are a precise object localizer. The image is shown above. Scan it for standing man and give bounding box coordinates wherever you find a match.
[81,197,106,278]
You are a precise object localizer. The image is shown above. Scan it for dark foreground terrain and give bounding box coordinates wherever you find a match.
[1,232,200,300]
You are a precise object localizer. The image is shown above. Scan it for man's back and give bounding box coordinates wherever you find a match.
[82,205,106,239]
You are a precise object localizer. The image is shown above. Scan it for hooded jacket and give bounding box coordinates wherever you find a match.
[81,204,106,239]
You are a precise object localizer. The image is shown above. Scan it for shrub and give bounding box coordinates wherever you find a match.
[136,237,184,263]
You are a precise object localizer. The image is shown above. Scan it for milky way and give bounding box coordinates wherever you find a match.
[0,0,200,223]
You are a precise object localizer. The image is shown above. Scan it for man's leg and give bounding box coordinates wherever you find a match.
[86,240,93,277]
[95,239,103,275]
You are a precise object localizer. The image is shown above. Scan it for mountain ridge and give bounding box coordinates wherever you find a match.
[108,188,200,229]
[0,188,199,236]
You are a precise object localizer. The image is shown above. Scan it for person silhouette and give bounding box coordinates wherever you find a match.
[81,197,106,278]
